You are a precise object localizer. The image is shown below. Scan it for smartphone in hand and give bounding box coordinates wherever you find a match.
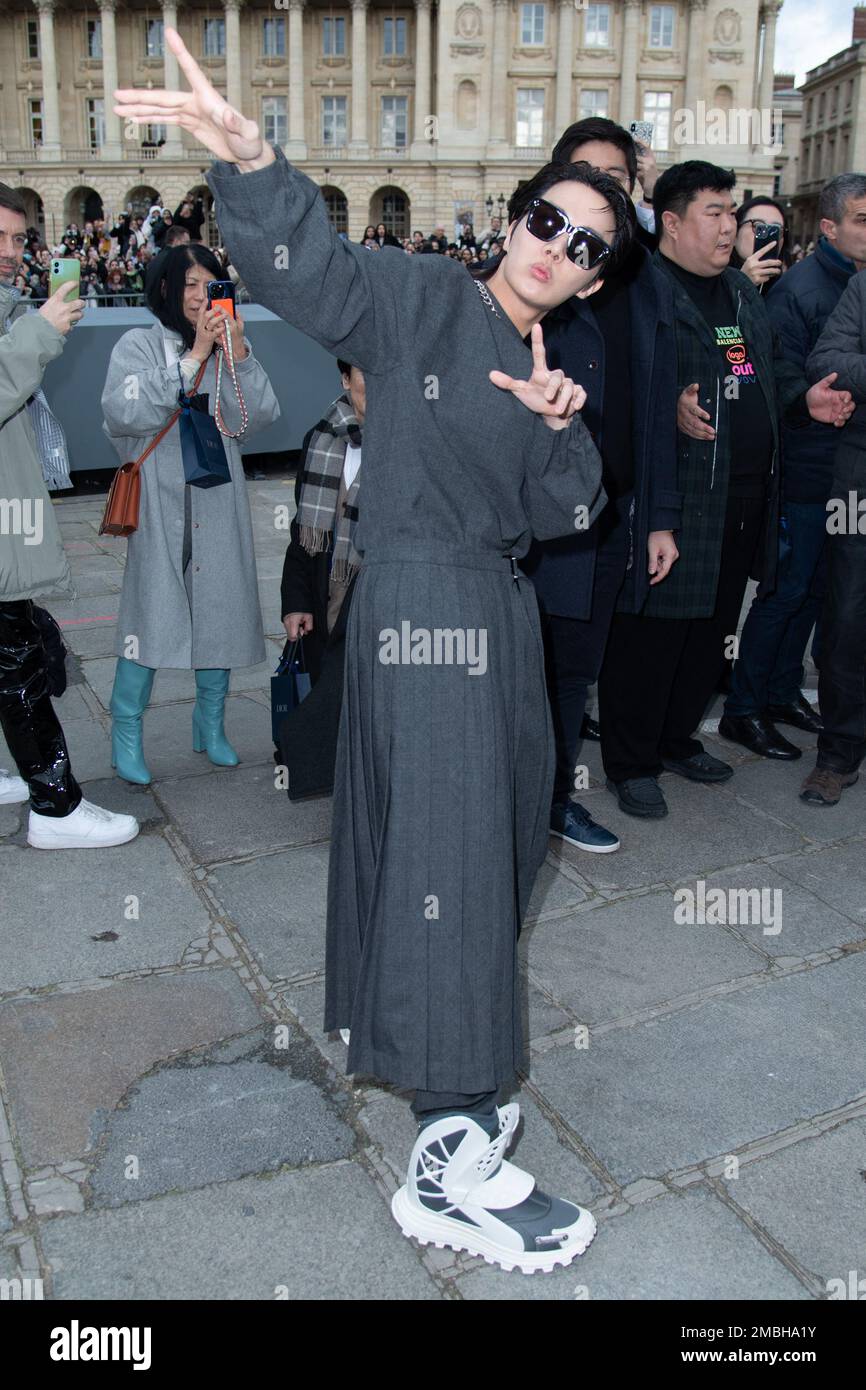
[753,223,781,256]
[206,279,236,320]
[629,120,654,150]
[49,257,81,301]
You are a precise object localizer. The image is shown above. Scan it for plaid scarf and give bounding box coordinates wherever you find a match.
[296,393,363,584]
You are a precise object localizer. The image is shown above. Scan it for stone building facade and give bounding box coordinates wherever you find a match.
[792,7,866,241]
[0,0,783,246]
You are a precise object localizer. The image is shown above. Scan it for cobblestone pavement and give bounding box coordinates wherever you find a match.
[1,482,864,1301]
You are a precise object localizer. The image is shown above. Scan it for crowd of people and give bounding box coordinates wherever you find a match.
[2,22,865,1280]
[12,193,225,306]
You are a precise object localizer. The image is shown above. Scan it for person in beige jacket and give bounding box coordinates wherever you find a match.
[0,183,138,848]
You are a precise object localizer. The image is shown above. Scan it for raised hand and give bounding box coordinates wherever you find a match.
[489,323,586,429]
[113,27,272,170]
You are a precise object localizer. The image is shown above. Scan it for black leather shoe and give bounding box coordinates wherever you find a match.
[581,714,601,742]
[718,713,802,760]
[661,750,734,782]
[765,694,823,735]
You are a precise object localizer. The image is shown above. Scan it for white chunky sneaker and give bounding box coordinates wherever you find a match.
[0,769,29,805]
[27,798,139,850]
[391,1103,597,1273]
[339,1028,351,1045]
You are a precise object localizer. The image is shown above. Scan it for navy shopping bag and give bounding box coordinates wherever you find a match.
[271,637,312,745]
[178,389,231,489]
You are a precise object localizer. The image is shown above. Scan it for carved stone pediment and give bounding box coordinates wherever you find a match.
[450,42,485,56]
[709,48,744,64]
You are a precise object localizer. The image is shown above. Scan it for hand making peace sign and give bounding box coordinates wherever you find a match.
[489,323,587,429]
[113,27,273,171]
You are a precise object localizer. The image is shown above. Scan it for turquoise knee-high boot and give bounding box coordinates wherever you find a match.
[193,669,239,767]
[110,659,156,785]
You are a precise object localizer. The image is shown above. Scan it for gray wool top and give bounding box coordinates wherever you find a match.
[207,149,606,561]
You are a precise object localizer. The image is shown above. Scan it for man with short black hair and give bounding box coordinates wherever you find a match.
[600,161,854,822]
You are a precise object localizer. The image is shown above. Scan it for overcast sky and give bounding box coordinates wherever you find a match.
[776,0,856,84]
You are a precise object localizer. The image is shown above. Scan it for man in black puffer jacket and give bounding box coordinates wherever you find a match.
[721,174,866,759]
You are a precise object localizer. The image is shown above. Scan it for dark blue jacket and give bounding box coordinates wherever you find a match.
[519,243,681,619]
[766,237,857,503]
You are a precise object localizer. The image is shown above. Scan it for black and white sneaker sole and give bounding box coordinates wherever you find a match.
[391,1186,597,1273]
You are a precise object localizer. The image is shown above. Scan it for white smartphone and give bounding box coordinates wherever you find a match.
[629,120,654,150]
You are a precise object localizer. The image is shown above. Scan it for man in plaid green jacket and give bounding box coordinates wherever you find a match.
[599,162,854,821]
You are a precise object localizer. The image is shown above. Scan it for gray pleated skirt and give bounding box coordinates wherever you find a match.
[323,543,554,1093]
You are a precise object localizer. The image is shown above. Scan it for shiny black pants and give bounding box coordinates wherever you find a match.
[0,600,81,816]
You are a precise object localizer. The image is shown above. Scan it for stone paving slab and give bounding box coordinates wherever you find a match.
[157,765,332,864]
[0,834,212,993]
[58,621,120,659]
[453,1187,812,1300]
[728,757,866,845]
[525,856,589,921]
[678,864,863,960]
[0,715,114,785]
[0,969,263,1169]
[522,890,767,1025]
[718,1115,866,1291]
[773,841,866,926]
[41,1162,440,1300]
[528,951,866,1185]
[89,1039,356,1207]
[556,779,806,892]
[209,842,330,983]
[51,685,95,722]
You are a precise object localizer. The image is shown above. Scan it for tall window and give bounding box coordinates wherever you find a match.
[384,16,406,55]
[516,88,545,146]
[323,189,348,234]
[263,16,286,56]
[585,4,611,47]
[520,4,546,45]
[580,89,609,119]
[381,94,408,147]
[27,18,40,59]
[323,16,346,56]
[142,123,168,145]
[649,5,674,48]
[87,18,103,60]
[643,90,672,149]
[145,19,164,57]
[203,18,226,57]
[262,96,288,146]
[322,94,348,146]
[29,98,44,147]
[86,98,106,151]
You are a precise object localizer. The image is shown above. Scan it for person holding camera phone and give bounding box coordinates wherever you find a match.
[731,197,787,292]
[101,244,280,786]
[0,183,140,848]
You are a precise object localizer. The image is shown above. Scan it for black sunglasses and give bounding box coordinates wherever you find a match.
[524,198,612,270]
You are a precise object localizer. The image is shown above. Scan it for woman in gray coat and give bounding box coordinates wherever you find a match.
[116,31,633,1273]
[101,244,279,783]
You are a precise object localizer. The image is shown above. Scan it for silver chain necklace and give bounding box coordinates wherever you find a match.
[473,276,502,319]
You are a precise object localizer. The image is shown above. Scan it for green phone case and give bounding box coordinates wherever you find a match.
[49,258,81,300]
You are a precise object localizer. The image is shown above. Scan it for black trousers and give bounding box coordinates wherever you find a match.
[600,493,765,782]
[541,493,632,803]
[0,600,81,816]
[817,459,866,773]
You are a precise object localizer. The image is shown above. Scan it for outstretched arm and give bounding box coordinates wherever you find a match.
[114,27,417,375]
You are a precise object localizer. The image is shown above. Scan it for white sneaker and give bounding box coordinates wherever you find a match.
[339,1028,351,1045]
[27,798,139,850]
[0,768,29,805]
[391,1103,597,1274]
